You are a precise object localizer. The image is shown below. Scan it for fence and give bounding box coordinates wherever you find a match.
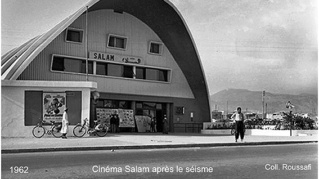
[173,123,203,133]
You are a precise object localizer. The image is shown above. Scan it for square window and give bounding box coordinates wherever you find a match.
[136,67,146,79]
[96,62,108,76]
[123,66,134,78]
[150,43,160,53]
[175,106,185,115]
[149,42,162,55]
[66,28,83,43]
[158,69,168,82]
[146,68,158,81]
[108,35,127,49]
[80,60,93,74]
[107,64,123,77]
[52,56,65,71]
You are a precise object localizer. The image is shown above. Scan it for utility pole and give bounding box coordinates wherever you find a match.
[226,100,228,119]
[286,101,294,136]
[265,103,267,119]
[262,91,265,119]
[85,6,89,81]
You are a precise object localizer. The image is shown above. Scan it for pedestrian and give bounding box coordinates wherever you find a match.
[163,115,168,134]
[61,108,69,139]
[110,113,116,133]
[151,117,157,133]
[115,113,120,133]
[231,107,245,142]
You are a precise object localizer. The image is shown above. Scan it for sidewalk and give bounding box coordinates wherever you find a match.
[2,133,318,153]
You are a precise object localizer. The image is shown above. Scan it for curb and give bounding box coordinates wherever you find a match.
[2,140,317,154]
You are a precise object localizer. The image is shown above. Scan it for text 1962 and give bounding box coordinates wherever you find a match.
[10,166,29,174]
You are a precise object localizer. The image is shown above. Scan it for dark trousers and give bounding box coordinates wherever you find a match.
[235,121,245,140]
[111,124,116,133]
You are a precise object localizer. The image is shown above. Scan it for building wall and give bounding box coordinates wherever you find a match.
[18,9,194,99]
[1,86,25,137]
[14,9,210,132]
[1,81,93,137]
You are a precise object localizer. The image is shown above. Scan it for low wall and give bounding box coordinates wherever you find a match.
[201,129,318,136]
[201,129,232,135]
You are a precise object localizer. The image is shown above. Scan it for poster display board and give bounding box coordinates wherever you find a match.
[96,108,135,128]
[43,93,66,122]
[119,109,135,127]
[96,108,112,126]
[135,116,151,132]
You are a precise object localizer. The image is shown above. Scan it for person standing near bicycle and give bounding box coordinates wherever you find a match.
[231,107,245,142]
[61,108,69,139]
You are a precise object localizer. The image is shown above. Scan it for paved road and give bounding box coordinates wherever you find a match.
[2,144,317,179]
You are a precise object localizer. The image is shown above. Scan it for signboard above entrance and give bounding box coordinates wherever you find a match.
[89,51,143,65]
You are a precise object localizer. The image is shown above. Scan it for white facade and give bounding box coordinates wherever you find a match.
[1,80,96,137]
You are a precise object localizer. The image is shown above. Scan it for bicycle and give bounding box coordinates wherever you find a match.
[73,118,108,137]
[32,119,63,138]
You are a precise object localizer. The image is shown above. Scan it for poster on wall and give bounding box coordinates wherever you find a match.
[119,109,135,127]
[43,93,66,122]
[96,108,113,126]
[96,108,135,128]
[135,115,151,132]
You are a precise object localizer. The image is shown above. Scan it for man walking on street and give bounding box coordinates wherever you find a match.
[61,108,69,139]
[231,107,245,142]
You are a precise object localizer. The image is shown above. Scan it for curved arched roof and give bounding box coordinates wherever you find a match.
[1,0,211,120]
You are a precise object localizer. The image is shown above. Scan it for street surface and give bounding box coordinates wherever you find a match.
[2,143,317,179]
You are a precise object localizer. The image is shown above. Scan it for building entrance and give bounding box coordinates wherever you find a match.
[92,98,168,133]
[136,102,166,132]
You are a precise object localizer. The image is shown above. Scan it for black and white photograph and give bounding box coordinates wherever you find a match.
[1,0,318,178]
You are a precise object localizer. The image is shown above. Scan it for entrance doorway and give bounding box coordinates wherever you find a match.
[136,102,166,132]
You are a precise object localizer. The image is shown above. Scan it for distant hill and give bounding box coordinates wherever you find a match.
[210,89,318,116]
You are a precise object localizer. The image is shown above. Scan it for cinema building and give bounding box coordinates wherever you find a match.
[1,0,211,137]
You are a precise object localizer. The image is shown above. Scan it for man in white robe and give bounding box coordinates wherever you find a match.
[61,108,69,139]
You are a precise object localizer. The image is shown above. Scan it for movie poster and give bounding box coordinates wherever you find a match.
[43,93,66,122]
[135,116,151,132]
[119,109,135,127]
[96,108,113,126]
[96,109,135,128]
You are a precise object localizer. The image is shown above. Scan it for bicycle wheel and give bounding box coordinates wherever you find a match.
[52,125,63,138]
[231,129,235,135]
[73,125,87,137]
[96,125,108,137]
[32,126,45,138]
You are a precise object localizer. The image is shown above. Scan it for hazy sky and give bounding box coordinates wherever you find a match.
[2,0,318,95]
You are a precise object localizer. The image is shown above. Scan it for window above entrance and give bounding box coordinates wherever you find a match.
[51,54,171,83]
[107,34,127,50]
[51,55,93,74]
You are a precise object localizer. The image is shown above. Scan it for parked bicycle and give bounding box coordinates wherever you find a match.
[32,119,63,138]
[73,118,108,137]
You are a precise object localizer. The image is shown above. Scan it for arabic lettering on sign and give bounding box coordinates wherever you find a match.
[122,57,141,64]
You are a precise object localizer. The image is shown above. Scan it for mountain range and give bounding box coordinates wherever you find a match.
[210,89,318,116]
